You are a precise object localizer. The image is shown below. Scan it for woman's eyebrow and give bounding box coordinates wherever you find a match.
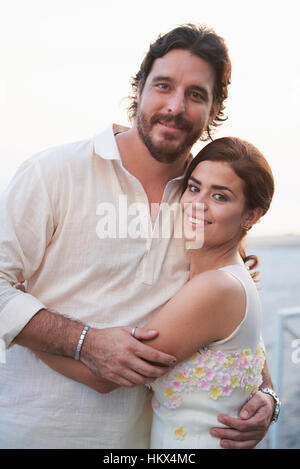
[189,176,235,196]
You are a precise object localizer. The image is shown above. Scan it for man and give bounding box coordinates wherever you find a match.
[0,24,278,449]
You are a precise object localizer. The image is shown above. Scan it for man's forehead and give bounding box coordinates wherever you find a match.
[147,49,215,87]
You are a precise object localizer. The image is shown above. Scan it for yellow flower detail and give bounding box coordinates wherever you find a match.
[246,367,253,377]
[244,382,254,392]
[189,352,199,361]
[209,385,222,400]
[243,348,253,361]
[256,346,265,358]
[195,367,205,378]
[223,355,234,367]
[174,426,186,440]
[164,388,174,399]
[230,376,240,388]
[251,385,259,396]
[175,372,188,383]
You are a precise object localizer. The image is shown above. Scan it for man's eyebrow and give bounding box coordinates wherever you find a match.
[189,176,236,196]
[151,76,174,83]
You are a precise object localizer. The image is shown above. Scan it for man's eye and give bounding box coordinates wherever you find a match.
[190,91,205,101]
[213,193,228,202]
[191,91,201,99]
[188,184,200,193]
[155,83,169,90]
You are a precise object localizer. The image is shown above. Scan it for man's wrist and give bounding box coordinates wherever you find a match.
[260,387,281,424]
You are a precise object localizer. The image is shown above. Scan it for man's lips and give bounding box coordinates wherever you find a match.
[151,113,192,133]
[157,120,185,132]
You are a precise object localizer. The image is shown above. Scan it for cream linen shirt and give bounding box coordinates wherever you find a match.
[0,124,190,448]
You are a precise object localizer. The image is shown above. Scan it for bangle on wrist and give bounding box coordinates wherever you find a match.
[74,326,89,361]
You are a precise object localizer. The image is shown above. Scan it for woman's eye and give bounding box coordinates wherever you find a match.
[213,193,228,202]
[188,184,200,193]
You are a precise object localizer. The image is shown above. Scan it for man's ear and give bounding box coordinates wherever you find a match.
[242,207,264,230]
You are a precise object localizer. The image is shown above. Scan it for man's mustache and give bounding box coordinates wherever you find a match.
[150,113,193,132]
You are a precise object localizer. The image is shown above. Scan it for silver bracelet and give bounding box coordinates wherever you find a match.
[74,325,89,361]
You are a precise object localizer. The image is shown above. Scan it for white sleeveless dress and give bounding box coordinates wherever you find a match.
[149,264,265,449]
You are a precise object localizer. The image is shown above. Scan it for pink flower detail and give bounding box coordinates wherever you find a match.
[220,373,231,386]
[198,379,210,391]
[172,381,182,391]
[217,351,227,363]
[221,386,232,396]
[205,369,215,381]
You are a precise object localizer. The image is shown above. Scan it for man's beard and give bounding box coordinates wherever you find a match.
[136,110,205,164]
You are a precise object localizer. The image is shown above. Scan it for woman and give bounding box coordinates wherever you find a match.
[35,136,274,448]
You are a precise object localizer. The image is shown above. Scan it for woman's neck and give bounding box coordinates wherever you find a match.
[188,243,244,280]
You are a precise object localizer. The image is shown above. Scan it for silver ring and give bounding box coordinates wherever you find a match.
[131,326,138,338]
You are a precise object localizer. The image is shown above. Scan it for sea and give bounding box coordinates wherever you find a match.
[246,235,300,449]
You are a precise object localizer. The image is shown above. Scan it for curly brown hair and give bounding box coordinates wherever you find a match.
[127,24,232,141]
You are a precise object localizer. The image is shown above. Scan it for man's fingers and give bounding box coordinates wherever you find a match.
[125,326,177,365]
[217,413,263,432]
[210,427,260,442]
[239,391,268,419]
[219,439,258,449]
[133,341,176,367]
[130,327,159,341]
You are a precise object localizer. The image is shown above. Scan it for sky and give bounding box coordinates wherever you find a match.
[0,0,299,237]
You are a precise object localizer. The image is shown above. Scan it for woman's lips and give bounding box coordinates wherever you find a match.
[186,216,212,229]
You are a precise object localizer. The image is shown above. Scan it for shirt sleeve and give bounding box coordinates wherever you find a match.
[0,157,55,358]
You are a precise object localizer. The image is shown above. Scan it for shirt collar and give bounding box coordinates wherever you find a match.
[93,123,192,182]
[93,123,129,161]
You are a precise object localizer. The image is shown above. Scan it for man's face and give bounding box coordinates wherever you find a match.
[135,49,216,163]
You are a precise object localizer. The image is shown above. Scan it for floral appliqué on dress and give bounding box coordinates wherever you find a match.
[151,346,265,409]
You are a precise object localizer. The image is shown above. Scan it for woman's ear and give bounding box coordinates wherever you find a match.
[241,207,264,230]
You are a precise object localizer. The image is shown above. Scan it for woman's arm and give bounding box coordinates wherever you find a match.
[35,269,246,392]
[141,269,246,361]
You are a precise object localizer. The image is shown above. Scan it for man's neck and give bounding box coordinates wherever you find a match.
[115,126,190,204]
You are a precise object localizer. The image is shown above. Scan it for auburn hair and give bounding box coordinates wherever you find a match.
[183,137,274,279]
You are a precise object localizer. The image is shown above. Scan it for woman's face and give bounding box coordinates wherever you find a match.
[180,160,252,247]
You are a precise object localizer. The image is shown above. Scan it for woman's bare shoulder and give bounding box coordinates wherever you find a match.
[188,268,245,300]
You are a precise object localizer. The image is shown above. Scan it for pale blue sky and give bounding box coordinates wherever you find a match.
[1,0,299,236]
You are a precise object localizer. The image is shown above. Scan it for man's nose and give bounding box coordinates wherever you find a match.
[166,91,186,115]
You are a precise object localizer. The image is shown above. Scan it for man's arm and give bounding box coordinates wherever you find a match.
[14,308,177,387]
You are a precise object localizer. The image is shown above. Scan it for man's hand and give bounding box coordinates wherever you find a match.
[80,326,177,387]
[210,391,274,448]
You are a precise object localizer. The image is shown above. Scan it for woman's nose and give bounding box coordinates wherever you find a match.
[191,199,207,218]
